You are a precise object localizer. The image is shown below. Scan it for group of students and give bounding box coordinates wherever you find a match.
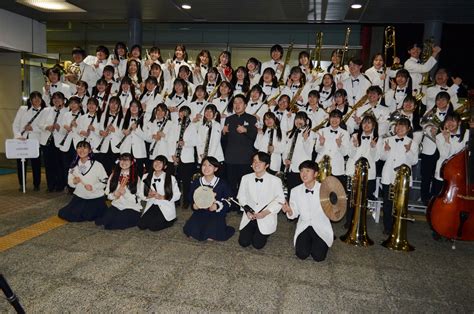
[12,39,470,256]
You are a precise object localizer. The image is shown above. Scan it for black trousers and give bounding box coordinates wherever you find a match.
[177,162,196,206]
[96,144,119,176]
[225,163,252,197]
[42,143,66,191]
[346,179,376,225]
[420,151,439,204]
[382,184,393,232]
[238,220,269,249]
[16,156,41,189]
[295,227,329,262]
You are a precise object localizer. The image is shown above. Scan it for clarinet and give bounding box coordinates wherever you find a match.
[174,116,190,163]
[46,109,61,146]
[59,113,80,146]
[116,113,144,149]
[96,115,118,151]
[149,117,169,155]
[267,128,275,154]
[20,107,44,136]
[203,121,213,159]
[285,129,299,173]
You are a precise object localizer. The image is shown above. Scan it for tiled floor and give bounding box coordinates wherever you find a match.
[0,171,473,312]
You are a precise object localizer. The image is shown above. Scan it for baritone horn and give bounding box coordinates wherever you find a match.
[340,157,374,246]
[384,26,403,71]
[382,164,415,252]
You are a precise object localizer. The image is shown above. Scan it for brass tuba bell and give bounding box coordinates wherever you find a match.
[382,164,415,252]
[318,155,331,182]
[340,157,374,246]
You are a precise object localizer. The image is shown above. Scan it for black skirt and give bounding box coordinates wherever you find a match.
[183,210,235,241]
[95,206,140,230]
[58,195,107,222]
[137,205,175,231]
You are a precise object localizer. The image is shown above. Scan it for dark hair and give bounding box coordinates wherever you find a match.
[298,51,313,70]
[442,112,466,143]
[246,57,261,74]
[173,44,188,62]
[149,63,165,91]
[371,53,385,64]
[149,46,164,63]
[114,42,128,58]
[201,156,221,170]
[202,104,221,124]
[196,49,212,68]
[217,51,232,68]
[149,103,169,123]
[50,91,66,107]
[348,57,363,66]
[288,111,311,138]
[26,91,47,109]
[393,69,413,96]
[169,78,189,99]
[275,94,291,112]
[125,59,143,84]
[329,109,343,119]
[270,44,284,56]
[258,67,278,88]
[262,112,282,141]
[287,66,306,86]
[109,153,138,195]
[117,76,136,100]
[122,99,144,129]
[308,90,321,99]
[231,66,250,94]
[72,47,86,58]
[191,85,209,102]
[298,160,319,172]
[103,96,123,128]
[70,140,94,169]
[143,155,174,200]
[203,67,222,87]
[253,151,271,165]
[129,44,142,59]
[103,65,115,75]
[179,105,192,118]
[318,73,336,99]
[75,80,90,96]
[356,115,379,144]
[366,85,383,96]
[95,45,110,58]
[178,64,194,84]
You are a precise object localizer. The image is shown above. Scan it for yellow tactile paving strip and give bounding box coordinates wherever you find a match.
[0,216,67,252]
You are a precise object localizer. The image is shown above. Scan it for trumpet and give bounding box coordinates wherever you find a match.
[311,32,324,74]
[384,26,403,71]
[337,28,351,72]
[419,38,435,87]
[278,43,293,86]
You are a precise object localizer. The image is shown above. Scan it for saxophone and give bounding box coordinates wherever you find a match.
[382,164,415,252]
[288,85,304,113]
[340,157,374,246]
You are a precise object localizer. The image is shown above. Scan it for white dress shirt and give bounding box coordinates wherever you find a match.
[314,126,350,176]
[379,135,419,185]
[140,172,181,220]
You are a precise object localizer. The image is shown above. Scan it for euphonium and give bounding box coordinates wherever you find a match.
[382,164,415,252]
[311,32,324,74]
[340,157,374,246]
[318,155,331,182]
[278,43,293,86]
[384,26,403,71]
[419,38,435,87]
[64,61,81,85]
[337,27,351,72]
[420,107,442,143]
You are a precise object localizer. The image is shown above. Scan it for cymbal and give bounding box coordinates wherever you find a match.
[320,176,347,222]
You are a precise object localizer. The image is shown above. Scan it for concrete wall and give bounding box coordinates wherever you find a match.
[0,9,46,54]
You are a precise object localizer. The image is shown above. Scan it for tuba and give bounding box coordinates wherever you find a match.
[384,26,403,71]
[340,157,374,246]
[419,38,435,87]
[382,164,415,252]
[318,155,331,182]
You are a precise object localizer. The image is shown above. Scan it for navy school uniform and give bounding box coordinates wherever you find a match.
[183,176,235,241]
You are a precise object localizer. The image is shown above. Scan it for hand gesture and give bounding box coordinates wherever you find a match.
[208,203,218,212]
[302,128,310,140]
[335,134,343,147]
[390,79,397,90]
[254,210,269,220]
[352,135,359,147]
[281,202,293,216]
[452,76,462,86]
[442,128,450,143]
[84,184,93,191]
[222,124,229,134]
[236,125,247,134]
[318,132,326,146]
[432,46,442,57]
[353,112,362,125]
[72,176,81,185]
[384,140,391,151]
[370,137,378,148]
[404,140,412,153]
[267,145,274,153]
[336,79,343,90]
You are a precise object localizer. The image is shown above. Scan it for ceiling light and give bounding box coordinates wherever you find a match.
[351,3,362,9]
[181,4,191,10]
[16,0,86,12]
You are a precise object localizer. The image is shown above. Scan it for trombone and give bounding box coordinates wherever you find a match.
[336,27,351,72]
[278,43,294,86]
[311,32,324,74]
[384,26,403,71]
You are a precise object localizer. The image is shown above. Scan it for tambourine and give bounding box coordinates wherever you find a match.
[193,186,215,209]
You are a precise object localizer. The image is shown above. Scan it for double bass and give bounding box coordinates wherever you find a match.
[427,92,474,242]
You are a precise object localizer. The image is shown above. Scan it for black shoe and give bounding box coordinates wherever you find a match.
[33,186,40,191]
[383,229,391,236]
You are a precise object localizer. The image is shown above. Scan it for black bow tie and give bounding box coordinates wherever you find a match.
[131,118,137,122]
[32,108,39,112]
[377,70,384,74]
[395,138,404,142]
[237,83,243,87]
[397,89,405,93]
[440,87,448,91]
[274,61,280,65]
[220,99,226,102]
[321,90,329,94]
[451,134,460,138]
[201,65,207,69]
[265,84,273,87]
[54,109,60,113]
[255,178,263,183]
[208,83,215,87]
[362,135,370,140]
[176,95,182,99]
[352,79,359,83]
[51,84,58,88]
[72,113,79,117]
[88,115,94,118]
[439,112,446,116]
[330,130,338,134]
[146,93,151,96]
[291,85,299,89]
[153,178,161,183]
[417,60,422,64]
[305,189,314,194]
[97,96,103,100]
[196,102,203,105]
[176,61,181,65]
[276,111,283,115]
[122,93,129,97]
[251,102,258,106]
